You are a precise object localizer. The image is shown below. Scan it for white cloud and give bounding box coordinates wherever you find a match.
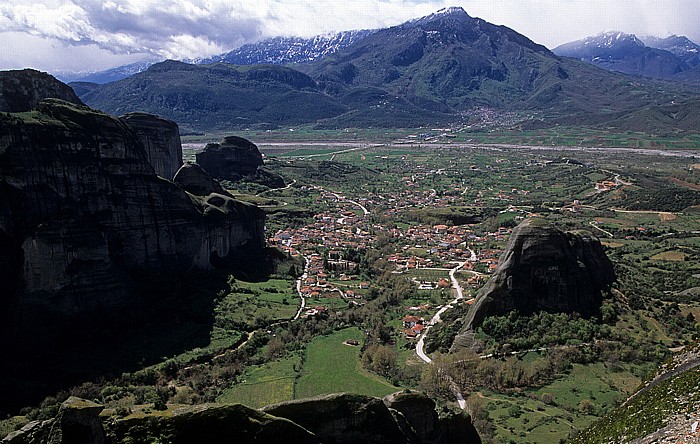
[1,0,699,72]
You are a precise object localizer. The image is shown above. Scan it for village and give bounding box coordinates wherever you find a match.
[268,179,514,338]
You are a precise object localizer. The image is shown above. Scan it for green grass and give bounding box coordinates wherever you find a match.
[572,367,700,443]
[478,360,644,443]
[215,279,299,329]
[0,416,28,440]
[295,327,400,399]
[216,354,301,408]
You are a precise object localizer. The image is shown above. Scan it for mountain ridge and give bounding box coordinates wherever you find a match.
[554,31,700,81]
[72,7,700,133]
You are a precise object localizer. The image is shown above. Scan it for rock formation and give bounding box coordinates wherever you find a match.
[0,98,265,342]
[383,391,482,444]
[120,112,182,180]
[454,219,614,347]
[263,392,480,444]
[0,69,83,112]
[196,136,263,180]
[173,163,230,197]
[3,393,481,444]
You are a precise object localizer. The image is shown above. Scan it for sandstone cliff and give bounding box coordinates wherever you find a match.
[0,69,82,112]
[120,112,182,180]
[454,219,614,347]
[0,99,265,342]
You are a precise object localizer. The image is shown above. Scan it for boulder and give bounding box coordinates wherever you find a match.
[1,397,105,444]
[120,112,183,180]
[454,219,614,348]
[384,391,439,442]
[56,397,106,444]
[196,136,263,181]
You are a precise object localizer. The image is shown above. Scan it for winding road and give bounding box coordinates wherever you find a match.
[415,254,475,410]
[330,192,369,215]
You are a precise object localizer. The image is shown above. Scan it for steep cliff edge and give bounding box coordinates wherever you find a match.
[0,98,265,342]
[120,112,182,180]
[453,219,614,348]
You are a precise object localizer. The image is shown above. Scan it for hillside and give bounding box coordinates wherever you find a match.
[573,342,700,443]
[75,7,700,133]
[302,8,700,125]
[203,30,376,65]
[77,61,349,132]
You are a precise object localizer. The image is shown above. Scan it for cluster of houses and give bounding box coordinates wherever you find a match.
[266,177,515,326]
[402,315,426,339]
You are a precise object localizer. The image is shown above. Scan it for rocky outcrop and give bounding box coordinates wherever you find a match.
[120,112,182,180]
[3,393,480,444]
[2,397,105,444]
[109,404,318,444]
[0,98,265,342]
[263,392,480,444]
[263,393,411,444]
[0,69,82,112]
[455,219,614,346]
[383,391,481,444]
[196,136,263,180]
[173,163,230,197]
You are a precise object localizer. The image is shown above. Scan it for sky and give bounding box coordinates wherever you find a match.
[1,0,699,74]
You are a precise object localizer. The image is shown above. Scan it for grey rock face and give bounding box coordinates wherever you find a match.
[196,136,263,180]
[120,112,183,180]
[0,99,265,340]
[457,219,614,338]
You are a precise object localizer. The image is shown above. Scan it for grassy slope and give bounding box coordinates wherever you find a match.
[295,327,400,399]
[217,354,301,408]
[477,361,646,443]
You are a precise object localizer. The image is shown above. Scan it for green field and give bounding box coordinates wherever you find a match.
[479,361,646,443]
[295,327,400,399]
[215,279,299,329]
[217,354,301,408]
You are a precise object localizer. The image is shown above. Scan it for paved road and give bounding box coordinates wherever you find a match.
[416,261,468,363]
[330,192,369,216]
[589,221,614,238]
[257,179,296,196]
[415,259,471,409]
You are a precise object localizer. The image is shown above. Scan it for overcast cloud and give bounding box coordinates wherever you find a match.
[1,0,699,73]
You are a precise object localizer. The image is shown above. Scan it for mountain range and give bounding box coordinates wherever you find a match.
[71,7,700,134]
[553,32,700,81]
[57,30,376,84]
